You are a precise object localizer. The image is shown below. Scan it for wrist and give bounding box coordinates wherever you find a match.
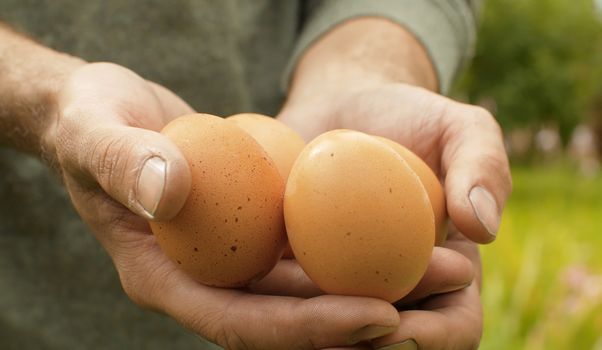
[0,24,85,163]
[285,17,437,108]
[37,55,86,166]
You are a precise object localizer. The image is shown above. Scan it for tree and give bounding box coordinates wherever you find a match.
[458,0,602,143]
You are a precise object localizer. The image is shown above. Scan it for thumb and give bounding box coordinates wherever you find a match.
[60,124,191,220]
[441,106,512,244]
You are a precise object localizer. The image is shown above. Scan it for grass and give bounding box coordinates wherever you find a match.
[480,162,602,349]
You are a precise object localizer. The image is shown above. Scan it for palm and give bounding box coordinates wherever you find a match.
[336,84,445,173]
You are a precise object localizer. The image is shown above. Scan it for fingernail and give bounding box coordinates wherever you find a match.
[137,156,166,218]
[350,325,398,343]
[436,281,473,294]
[377,339,418,350]
[469,186,500,237]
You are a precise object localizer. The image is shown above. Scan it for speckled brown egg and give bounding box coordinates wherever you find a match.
[227,113,306,259]
[149,113,287,287]
[375,137,448,245]
[226,113,305,181]
[284,130,435,302]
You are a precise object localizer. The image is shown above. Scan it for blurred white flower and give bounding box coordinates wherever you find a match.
[535,127,561,155]
[568,124,600,176]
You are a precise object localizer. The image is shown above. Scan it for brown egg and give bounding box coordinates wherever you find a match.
[375,137,448,245]
[227,113,306,259]
[284,130,435,302]
[150,114,287,287]
[226,113,305,181]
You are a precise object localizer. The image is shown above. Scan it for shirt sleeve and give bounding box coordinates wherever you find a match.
[282,0,481,95]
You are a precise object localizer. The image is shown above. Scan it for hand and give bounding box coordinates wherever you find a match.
[45,62,406,349]
[280,82,511,245]
[253,228,480,350]
[276,17,512,349]
[278,82,508,349]
[374,230,482,350]
[277,78,511,350]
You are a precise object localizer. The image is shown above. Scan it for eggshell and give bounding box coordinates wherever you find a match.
[375,137,448,245]
[227,113,305,259]
[150,113,287,287]
[226,113,305,181]
[284,130,435,302]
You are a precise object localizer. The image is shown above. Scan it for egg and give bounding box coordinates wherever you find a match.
[375,137,448,245]
[150,113,287,287]
[226,113,305,181]
[227,113,306,259]
[284,130,435,302]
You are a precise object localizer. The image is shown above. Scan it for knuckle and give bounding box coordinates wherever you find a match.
[468,105,503,134]
[478,151,512,198]
[467,105,492,120]
[458,308,483,350]
[116,256,164,310]
[112,236,166,310]
[468,337,482,350]
[54,108,135,195]
[119,272,150,308]
[87,132,130,190]
[224,328,248,350]
[465,327,483,350]
[183,306,233,348]
[483,151,507,172]
[500,163,513,195]
[294,302,324,349]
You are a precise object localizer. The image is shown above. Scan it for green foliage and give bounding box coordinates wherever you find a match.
[459,0,602,142]
[480,164,602,349]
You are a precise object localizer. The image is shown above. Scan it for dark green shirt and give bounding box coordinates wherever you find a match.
[0,1,477,348]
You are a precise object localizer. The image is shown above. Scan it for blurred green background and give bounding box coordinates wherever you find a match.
[453,0,602,348]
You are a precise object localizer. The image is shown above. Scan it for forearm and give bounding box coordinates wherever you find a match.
[0,23,84,157]
[285,17,438,106]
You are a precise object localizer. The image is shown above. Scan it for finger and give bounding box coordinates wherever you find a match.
[324,345,372,350]
[57,122,191,220]
[250,246,475,301]
[398,247,474,305]
[249,259,323,298]
[102,217,401,350]
[169,291,400,349]
[374,284,483,350]
[441,105,512,243]
[149,81,195,119]
[157,273,401,349]
[445,224,483,286]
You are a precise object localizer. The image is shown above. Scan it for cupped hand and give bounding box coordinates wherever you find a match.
[279,82,512,244]
[43,62,406,349]
[253,229,479,350]
[253,231,479,350]
[277,82,512,349]
[372,228,482,350]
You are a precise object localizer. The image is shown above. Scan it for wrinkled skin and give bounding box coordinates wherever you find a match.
[277,82,511,350]
[47,62,510,350]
